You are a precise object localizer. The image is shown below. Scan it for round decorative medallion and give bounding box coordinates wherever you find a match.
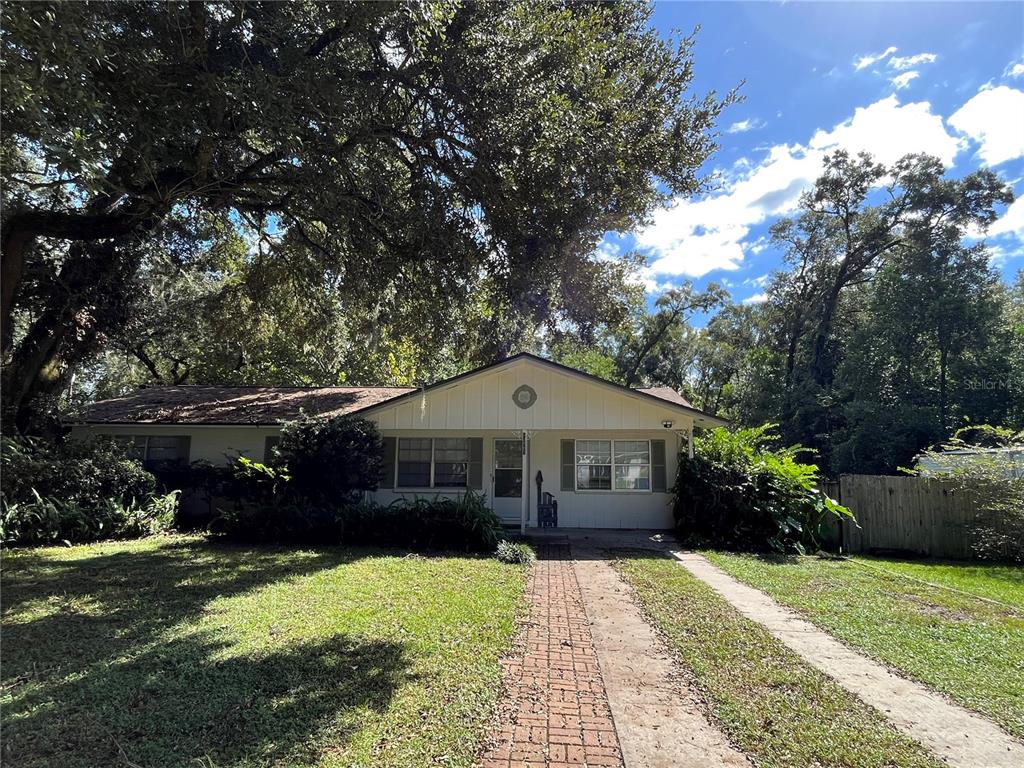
[512,384,537,409]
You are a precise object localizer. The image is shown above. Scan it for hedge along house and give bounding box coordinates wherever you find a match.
[71,353,727,530]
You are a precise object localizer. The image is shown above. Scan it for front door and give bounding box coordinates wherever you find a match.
[492,438,525,525]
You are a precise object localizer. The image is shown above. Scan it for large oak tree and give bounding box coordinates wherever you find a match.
[1,0,728,431]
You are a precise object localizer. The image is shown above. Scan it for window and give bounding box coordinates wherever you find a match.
[385,437,482,490]
[575,439,650,492]
[613,440,651,491]
[111,435,189,469]
[396,437,471,488]
[433,438,470,487]
[397,437,433,487]
[575,439,612,490]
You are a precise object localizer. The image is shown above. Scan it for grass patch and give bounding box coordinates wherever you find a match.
[614,550,943,768]
[1,536,527,767]
[706,552,1024,740]
[852,556,1024,609]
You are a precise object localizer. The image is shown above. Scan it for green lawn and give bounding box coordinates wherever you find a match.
[1,536,527,768]
[614,551,943,768]
[852,556,1024,608]
[705,552,1024,740]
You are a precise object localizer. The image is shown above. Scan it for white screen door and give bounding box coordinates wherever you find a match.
[492,438,524,524]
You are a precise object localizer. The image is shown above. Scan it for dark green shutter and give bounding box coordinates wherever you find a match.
[468,437,483,489]
[651,439,667,492]
[177,436,191,464]
[561,439,575,492]
[381,437,396,489]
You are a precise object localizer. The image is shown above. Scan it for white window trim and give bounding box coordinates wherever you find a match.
[574,438,652,493]
[395,437,470,490]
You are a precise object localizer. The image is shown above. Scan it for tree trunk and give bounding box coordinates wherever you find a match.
[810,283,843,387]
[939,345,949,436]
[1,242,131,434]
[1,226,34,356]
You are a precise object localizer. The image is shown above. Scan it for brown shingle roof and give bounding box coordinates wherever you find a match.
[636,386,694,409]
[75,364,705,426]
[77,385,415,425]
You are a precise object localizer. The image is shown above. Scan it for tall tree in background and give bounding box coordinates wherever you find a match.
[617,283,727,386]
[1,0,729,432]
[763,151,1012,468]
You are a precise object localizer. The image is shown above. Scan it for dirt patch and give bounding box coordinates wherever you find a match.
[903,593,975,622]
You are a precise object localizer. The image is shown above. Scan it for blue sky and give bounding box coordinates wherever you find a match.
[606,2,1024,309]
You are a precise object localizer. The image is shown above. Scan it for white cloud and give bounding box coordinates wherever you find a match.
[1005,61,1024,79]
[988,197,1024,239]
[986,242,1024,269]
[854,46,897,71]
[727,118,766,134]
[594,239,621,262]
[636,96,961,280]
[890,71,920,90]
[742,292,769,304]
[948,86,1024,166]
[808,95,961,166]
[888,52,937,70]
[745,273,770,287]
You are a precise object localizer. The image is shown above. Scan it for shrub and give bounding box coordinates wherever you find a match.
[674,425,850,554]
[338,491,503,552]
[915,426,1024,562]
[496,540,536,565]
[1,436,177,545]
[209,474,503,552]
[274,415,383,504]
[206,458,347,543]
[2,435,156,506]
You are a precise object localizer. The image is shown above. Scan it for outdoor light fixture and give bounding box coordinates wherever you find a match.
[662,419,674,429]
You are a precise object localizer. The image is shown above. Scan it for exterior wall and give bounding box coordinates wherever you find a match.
[71,424,682,529]
[71,359,697,529]
[371,428,683,530]
[70,423,282,464]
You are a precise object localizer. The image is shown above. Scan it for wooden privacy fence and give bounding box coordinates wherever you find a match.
[831,474,978,559]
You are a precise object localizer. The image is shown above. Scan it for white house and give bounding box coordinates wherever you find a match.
[70,353,726,529]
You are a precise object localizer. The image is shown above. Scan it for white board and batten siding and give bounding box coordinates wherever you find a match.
[367,358,692,529]
[371,361,686,432]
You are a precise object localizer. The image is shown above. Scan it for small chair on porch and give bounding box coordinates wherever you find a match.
[537,491,558,528]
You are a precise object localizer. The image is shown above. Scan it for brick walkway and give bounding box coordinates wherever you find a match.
[480,540,623,768]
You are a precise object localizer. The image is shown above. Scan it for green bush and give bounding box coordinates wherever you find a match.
[208,465,503,552]
[342,492,504,551]
[205,415,501,550]
[273,415,383,504]
[674,425,850,554]
[496,540,536,565]
[914,426,1024,562]
[206,458,346,543]
[1,436,177,545]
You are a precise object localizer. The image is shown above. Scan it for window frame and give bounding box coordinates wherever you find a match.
[110,434,189,468]
[574,438,652,493]
[395,437,471,490]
